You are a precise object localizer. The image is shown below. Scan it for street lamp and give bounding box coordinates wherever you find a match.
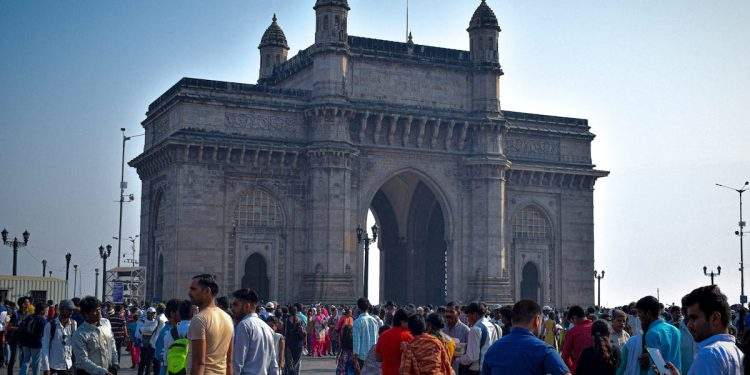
[73,264,79,298]
[356,223,379,298]
[116,129,143,268]
[594,270,605,309]
[2,228,30,276]
[716,181,748,305]
[703,266,721,285]
[65,253,72,298]
[98,244,112,301]
[95,268,100,299]
[42,259,47,277]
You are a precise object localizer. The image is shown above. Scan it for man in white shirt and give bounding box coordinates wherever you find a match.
[456,302,501,373]
[231,289,278,375]
[41,300,77,375]
[666,285,743,375]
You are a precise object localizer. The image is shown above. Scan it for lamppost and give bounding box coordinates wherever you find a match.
[65,253,72,298]
[49,271,52,278]
[703,266,721,285]
[42,259,47,277]
[1,228,30,276]
[356,224,379,298]
[98,244,112,301]
[73,264,79,298]
[95,268,100,299]
[716,181,748,306]
[594,270,605,309]
[116,128,143,268]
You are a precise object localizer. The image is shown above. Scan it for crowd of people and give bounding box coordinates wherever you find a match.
[0,276,747,375]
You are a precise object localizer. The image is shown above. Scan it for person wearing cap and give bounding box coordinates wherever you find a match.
[136,307,159,375]
[41,300,77,375]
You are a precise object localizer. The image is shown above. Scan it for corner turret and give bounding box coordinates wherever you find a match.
[258,14,290,81]
[468,0,500,65]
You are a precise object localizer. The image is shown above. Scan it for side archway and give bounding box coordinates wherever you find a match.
[242,253,270,301]
[512,204,553,304]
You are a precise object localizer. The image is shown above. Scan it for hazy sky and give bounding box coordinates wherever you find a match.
[1,0,748,306]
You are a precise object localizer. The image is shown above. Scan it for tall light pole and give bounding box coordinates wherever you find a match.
[2,228,30,276]
[716,181,748,306]
[356,224,379,299]
[42,259,47,277]
[594,270,605,309]
[95,268,100,299]
[116,129,143,268]
[65,253,72,298]
[99,244,112,301]
[703,266,721,285]
[73,264,79,298]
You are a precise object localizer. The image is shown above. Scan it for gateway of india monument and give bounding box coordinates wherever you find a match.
[130,0,608,307]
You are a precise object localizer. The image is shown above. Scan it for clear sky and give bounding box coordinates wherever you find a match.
[1,0,748,306]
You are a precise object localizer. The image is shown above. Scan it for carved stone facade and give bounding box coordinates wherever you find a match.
[130,1,607,307]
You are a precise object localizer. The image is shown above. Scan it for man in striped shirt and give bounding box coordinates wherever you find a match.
[108,305,128,363]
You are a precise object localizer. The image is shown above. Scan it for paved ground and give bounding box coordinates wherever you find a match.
[4,352,338,375]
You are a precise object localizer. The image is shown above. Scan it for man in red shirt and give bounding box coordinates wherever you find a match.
[561,305,593,374]
[375,308,414,375]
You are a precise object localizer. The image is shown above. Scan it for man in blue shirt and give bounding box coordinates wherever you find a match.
[482,300,570,375]
[636,295,682,374]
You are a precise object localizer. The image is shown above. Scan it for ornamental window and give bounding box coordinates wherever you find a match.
[512,206,552,241]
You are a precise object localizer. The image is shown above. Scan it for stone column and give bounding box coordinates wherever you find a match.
[302,106,359,304]
[464,121,513,304]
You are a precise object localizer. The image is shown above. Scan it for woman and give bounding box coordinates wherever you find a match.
[400,314,452,375]
[336,317,355,375]
[306,308,316,356]
[543,312,560,350]
[126,310,141,369]
[576,320,620,375]
[425,313,455,362]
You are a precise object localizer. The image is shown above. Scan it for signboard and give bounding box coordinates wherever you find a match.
[112,281,124,304]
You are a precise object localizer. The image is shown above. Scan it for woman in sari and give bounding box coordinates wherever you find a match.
[306,308,316,356]
[313,308,329,356]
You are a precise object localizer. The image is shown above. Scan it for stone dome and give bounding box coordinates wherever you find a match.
[259,14,289,49]
[314,0,350,10]
[467,0,500,32]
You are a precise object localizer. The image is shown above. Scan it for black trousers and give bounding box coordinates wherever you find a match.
[137,346,154,375]
[50,370,72,375]
[114,339,124,364]
[284,347,302,375]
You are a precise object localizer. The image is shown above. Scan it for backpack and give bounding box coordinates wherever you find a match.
[166,326,189,375]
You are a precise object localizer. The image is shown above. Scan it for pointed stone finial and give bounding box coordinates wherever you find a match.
[407,31,413,44]
[272,13,277,23]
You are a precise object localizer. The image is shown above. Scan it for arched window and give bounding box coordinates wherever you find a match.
[512,206,552,241]
[234,189,282,228]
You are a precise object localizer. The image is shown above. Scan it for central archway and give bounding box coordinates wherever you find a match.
[368,171,448,305]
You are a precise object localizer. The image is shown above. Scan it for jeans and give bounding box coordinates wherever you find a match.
[114,339,124,363]
[284,347,302,375]
[7,343,17,375]
[18,347,40,375]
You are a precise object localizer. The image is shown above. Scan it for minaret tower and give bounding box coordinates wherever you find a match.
[468,0,503,115]
[258,14,290,81]
[311,0,350,100]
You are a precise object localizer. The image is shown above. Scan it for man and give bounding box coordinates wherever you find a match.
[669,305,696,373]
[40,300,77,375]
[283,305,306,375]
[352,298,379,370]
[108,306,128,364]
[375,309,414,375]
[153,300,178,375]
[610,309,631,350]
[7,298,29,375]
[71,296,118,375]
[482,300,570,375]
[19,302,48,375]
[442,302,470,373]
[137,307,160,375]
[665,285,743,375]
[456,302,501,374]
[636,295,681,374]
[230,289,277,375]
[327,306,340,356]
[383,302,396,327]
[187,274,233,375]
[627,303,643,336]
[560,305,592,374]
[161,300,192,375]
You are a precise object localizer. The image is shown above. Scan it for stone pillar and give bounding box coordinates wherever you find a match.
[302,106,359,304]
[464,121,513,304]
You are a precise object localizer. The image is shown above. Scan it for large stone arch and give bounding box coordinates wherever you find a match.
[510,203,555,305]
[148,187,166,301]
[360,168,453,305]
[227,187,287,301]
